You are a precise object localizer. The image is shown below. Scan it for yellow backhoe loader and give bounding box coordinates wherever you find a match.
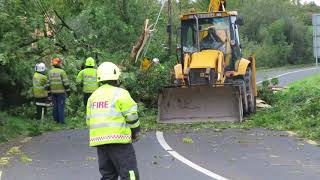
[158,0,257,123]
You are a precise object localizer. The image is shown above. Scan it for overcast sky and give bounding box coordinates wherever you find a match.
[301,0,320,5]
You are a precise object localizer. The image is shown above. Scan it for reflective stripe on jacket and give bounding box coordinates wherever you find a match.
[33,72,48,98]
[48,68,70,94]
[86,84,139,146]
[76,68,98,93]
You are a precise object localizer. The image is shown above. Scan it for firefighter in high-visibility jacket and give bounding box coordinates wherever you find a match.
[76,57,99,108]
[86,62,140,180]
[48,57,70,124]
[33,63,49,120]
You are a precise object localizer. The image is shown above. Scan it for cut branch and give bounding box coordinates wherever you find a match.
[53,9,78,39]
[130,19,154,63]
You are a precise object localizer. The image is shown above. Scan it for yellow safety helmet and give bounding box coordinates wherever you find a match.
[97,62,121,82]
[85,57,95,67]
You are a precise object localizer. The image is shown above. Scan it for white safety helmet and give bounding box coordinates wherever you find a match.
[97,62,121,82]
[152,58,160,64]
[35,63,46,73]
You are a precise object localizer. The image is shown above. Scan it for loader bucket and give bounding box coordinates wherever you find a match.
[158,85,243,123]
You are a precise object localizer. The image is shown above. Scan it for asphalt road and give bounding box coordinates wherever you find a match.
[1,66,320,180]
[256,66,320,86]
[2,130,212,180]
[164,129,320,180]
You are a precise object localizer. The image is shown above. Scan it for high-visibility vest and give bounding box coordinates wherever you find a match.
[86,84,140,147]
[76,68,98,93]
[48,68,70,94]
[33,72,48,98]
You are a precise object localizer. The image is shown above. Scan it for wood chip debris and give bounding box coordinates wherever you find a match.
[256,99,271,108]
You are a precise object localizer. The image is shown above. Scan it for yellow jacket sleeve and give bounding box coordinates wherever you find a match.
[76,70,84,84]
[117,89,140,129]
[86,96,92,126]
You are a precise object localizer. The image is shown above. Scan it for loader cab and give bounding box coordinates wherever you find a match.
[179,13,242,70]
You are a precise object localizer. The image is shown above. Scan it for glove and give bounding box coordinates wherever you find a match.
[132,132,140,143]
[47,93,52,102]
[66,90,71,97]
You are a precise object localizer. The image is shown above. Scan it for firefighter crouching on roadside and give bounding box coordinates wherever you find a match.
[33,63,49,120]
[76,57,99,108]
[86,62,140,180]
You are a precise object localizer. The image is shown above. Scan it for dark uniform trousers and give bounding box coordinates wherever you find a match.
[35,98,48,120]
[83,93,92,109]
[97,143,139,180]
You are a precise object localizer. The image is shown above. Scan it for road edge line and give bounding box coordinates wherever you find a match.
[256,67,319,84]
[156,131,229,180]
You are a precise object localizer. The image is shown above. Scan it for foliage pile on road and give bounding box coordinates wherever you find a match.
[250,74,320,140]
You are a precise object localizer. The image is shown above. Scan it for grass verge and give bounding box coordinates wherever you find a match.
[249,73,320,140]
[0,112,86,143]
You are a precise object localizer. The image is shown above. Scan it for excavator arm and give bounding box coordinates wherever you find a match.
[208,0,227,12]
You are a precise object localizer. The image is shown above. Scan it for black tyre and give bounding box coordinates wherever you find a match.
[233,79,248,114]
[244,68,255,114]
[208,69,215,85]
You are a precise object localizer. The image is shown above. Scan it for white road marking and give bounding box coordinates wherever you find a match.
[256,67,319,84]
[0,171,2,180]
[156,131,229,180]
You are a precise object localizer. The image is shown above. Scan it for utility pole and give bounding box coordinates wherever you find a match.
[167,0,173,56]
[313,14,320,67]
